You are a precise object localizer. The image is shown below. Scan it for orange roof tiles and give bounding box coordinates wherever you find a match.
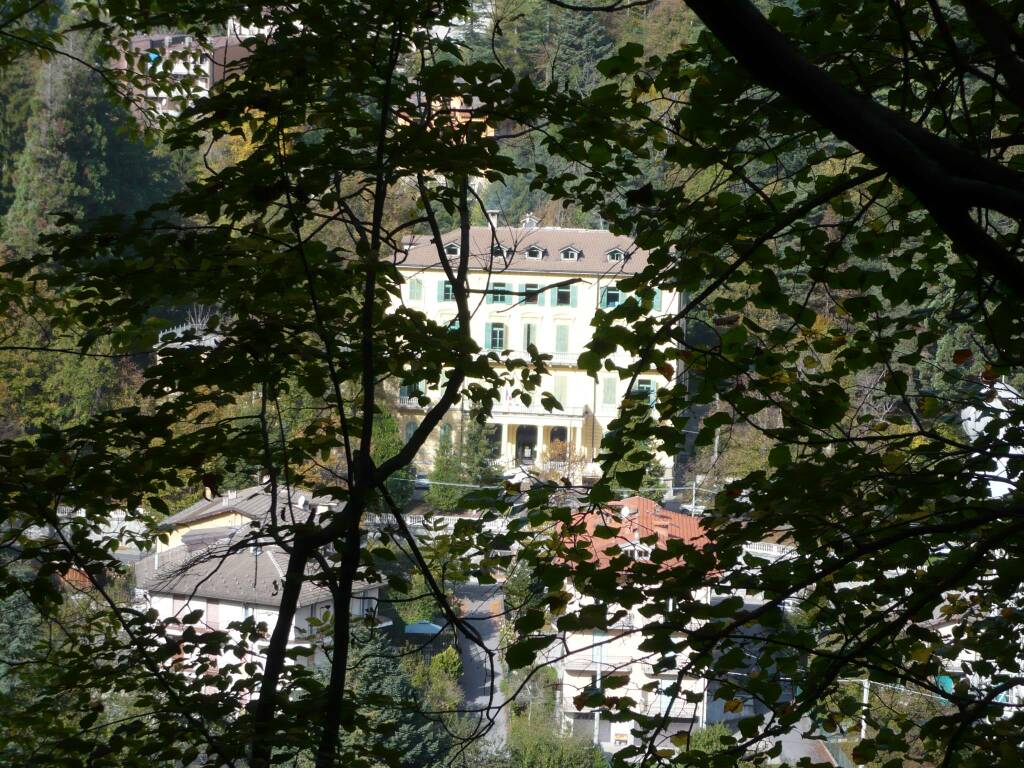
[568,496,708,569]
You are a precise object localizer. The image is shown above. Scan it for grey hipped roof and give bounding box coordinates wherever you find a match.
[140,484,361,608]
[397,225,650,276]
[158,485,342,531]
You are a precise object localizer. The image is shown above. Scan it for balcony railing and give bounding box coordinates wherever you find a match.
[561,653,635,672]
[505,350,581,367]
[492,401,586,418]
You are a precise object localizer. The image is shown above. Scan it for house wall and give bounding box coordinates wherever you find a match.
[157,510,250,551]
[147,584,385,678]
[557,587,710,754]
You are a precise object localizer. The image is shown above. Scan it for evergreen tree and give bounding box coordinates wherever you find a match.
[371,412,415,513]
[459,416,503,490]
[0,57,35,225]
[342,633,450,768]
[2,28,183,254]
[427,427,464,511]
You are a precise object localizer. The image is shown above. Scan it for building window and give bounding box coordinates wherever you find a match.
[408,278,422,301]
[600,286,622,308]
[488,282,511,304]
[491,244,513,260]
[607,249,624,262]
[629,379,655,406]
[555,324,570,354]
[444,243,459,257]
[602,377,617,405]
[555,285,573,306]
[400,383,422,401]
[404,420,418,442]
[553,375,568,405]
[560,247,580,261]
[525,246,543,260]
[524,283,539,304]
[439,280,455,302]
[485,322,506,351]
[524,322,538,349]
[439,423,453,445]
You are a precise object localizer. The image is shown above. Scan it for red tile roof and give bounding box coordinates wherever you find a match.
[567,496,708,569]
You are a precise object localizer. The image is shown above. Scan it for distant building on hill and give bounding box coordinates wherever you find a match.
[393,215,681,489]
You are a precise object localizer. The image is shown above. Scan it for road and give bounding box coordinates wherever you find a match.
[455,582,508,746]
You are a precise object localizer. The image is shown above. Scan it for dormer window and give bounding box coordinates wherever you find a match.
[560,247,581,261]
[525,246,544,260]
[623,540,652,562]
[607,248,624,262]
[444,243,460,257]
[491,244,513,260]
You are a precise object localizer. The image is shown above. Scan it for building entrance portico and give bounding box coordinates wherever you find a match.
[515,425,538,464]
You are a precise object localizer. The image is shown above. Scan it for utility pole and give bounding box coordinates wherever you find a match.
[860,677,869,741]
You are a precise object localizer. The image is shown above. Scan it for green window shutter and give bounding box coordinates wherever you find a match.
[653,289,662,311]
[537,285,545,306]
[555,324,569,353]
[485,287,494,304]
[599,287,608,309]
[484,322,493,350]
[518,283,526,304]
[602,378,616,405]
[409,279,422,301]
[437,280,445,301]
[569,285,578,307]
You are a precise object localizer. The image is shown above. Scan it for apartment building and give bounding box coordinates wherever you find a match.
[394,216,679,483]
[556,496,710,753]
[122,33,250,116]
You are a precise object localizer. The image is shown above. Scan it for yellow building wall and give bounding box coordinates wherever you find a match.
[159,511,249,551]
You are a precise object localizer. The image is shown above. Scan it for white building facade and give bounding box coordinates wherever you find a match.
[555,497,711,753]
[394,218,679,483]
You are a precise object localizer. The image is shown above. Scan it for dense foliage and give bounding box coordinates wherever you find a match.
[1,1,1024,768]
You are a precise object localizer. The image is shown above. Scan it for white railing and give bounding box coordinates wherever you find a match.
[562,653,635,672]
[492,401,586,418]
[742,542,794,561]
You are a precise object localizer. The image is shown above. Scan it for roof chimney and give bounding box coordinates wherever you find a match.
[485,209,502,229]
[520,212,539,230]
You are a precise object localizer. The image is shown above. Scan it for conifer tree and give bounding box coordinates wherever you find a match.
[2,27,182,254]
[342,634,450,768]
[0,57,35,225]
[459,416,503,490]
[370,412,415,513]
[427,427,464,511]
